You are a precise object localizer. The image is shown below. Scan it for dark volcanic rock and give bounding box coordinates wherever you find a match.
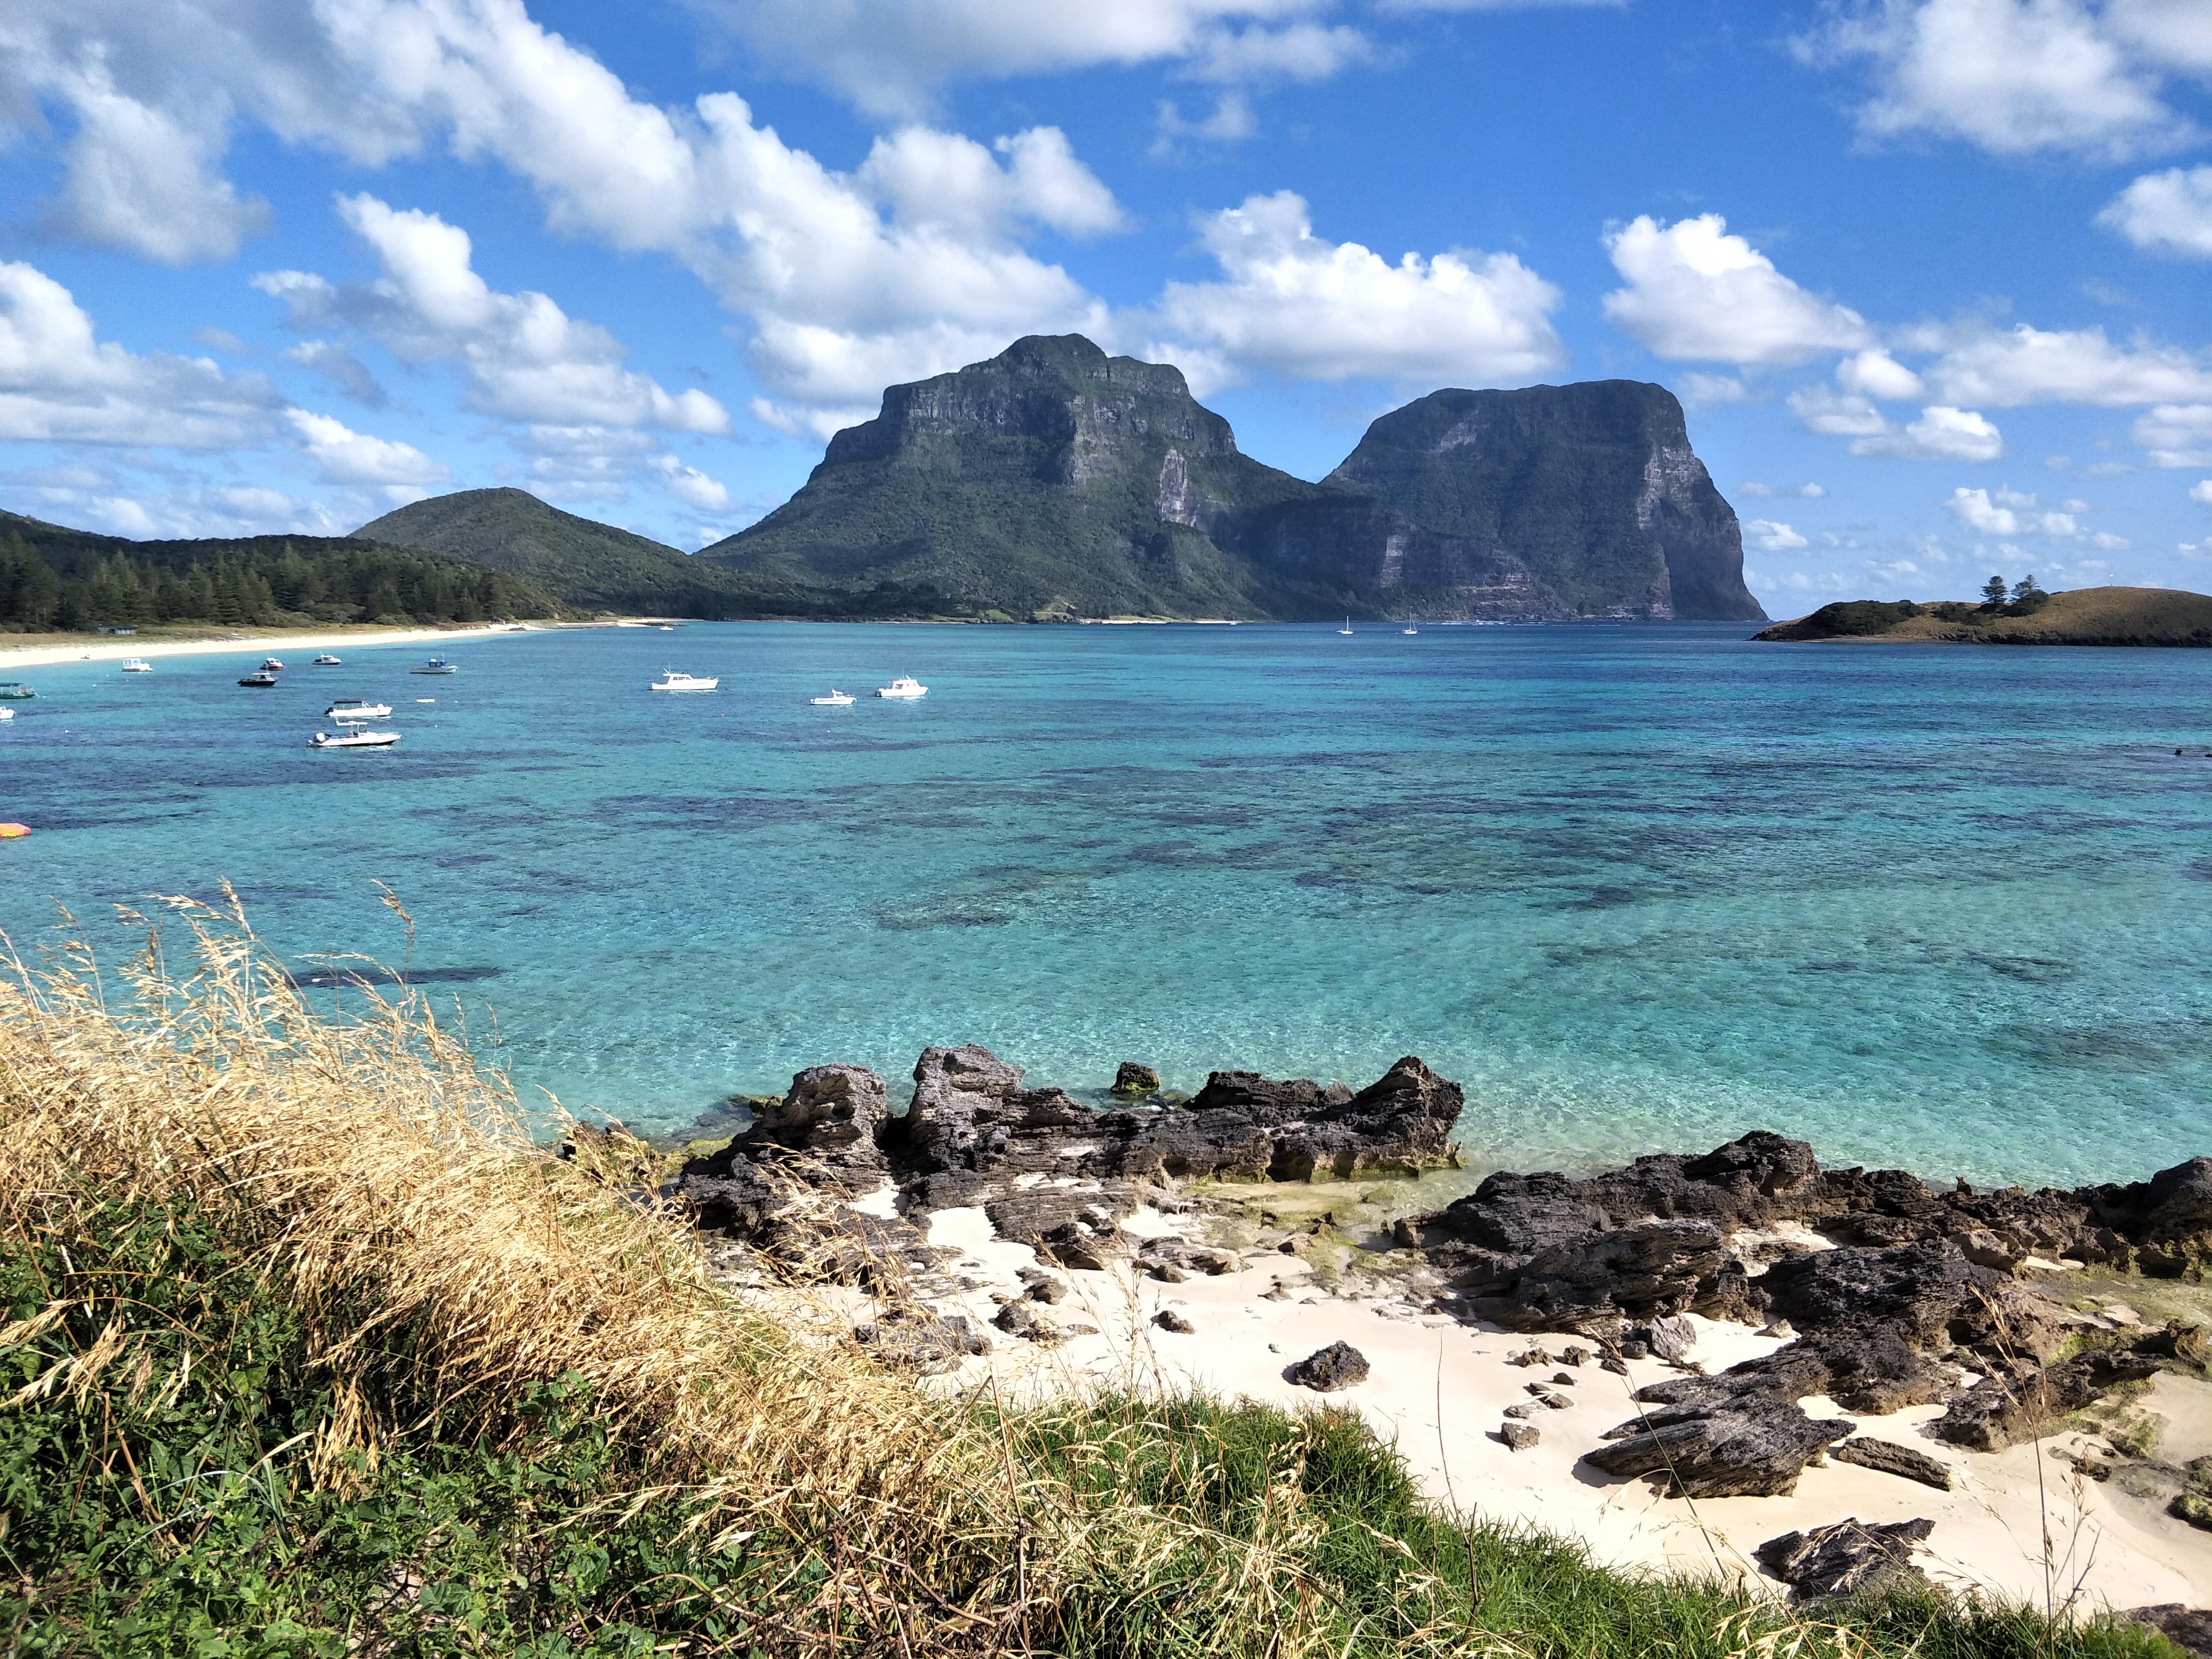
[1113,1062,1163,1094]
[2124,1606,2212,1659]
[1586,1395,1855,1497]
[1464,1220,1754,1331]
[1286,1342,1370,1392]
[853,1307,989,1373]
[1154,1309,1195,1334]
[1830,1437,1956,1491]
[1755,1518,1933,1600]
[1932,1338,2172,1452]
[887,1046,1461,1213]
[1758,1240,2011,1349]
[745,1063,891,1178]
[1501,1421,1540,1450]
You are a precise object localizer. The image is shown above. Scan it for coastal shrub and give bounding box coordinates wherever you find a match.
[0,901,2184,1659]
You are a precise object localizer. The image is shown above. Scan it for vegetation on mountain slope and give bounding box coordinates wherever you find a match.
[0,512,561,632]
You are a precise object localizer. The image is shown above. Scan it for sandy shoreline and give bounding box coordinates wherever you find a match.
[746,1187,2211,1619]
[0,622,555,672]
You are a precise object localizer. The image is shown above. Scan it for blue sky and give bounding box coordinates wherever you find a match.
[2,0,2210,611]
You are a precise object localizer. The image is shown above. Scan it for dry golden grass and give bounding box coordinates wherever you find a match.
[0,892,1085,1646]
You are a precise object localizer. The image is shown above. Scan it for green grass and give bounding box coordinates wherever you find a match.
[2,1181,2182,1659]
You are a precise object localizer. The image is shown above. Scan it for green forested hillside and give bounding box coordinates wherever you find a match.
[355,488,844,617]
[0,512,563,631]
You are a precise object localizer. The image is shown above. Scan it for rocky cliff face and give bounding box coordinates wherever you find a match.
[1309,382,1764,621]
[702,337,1763,622]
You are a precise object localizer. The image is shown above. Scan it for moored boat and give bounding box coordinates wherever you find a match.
[308,725,400,748]
[325,699,393,719]
[120,657,152,672]
[0,682,35,700]
[809,689,856,706]
[875,676,927,699]
[313,654,342,665]
[0,706,13,721]
[410,658,458,675]
[238,670,281,687]
[261,657,285,671]
[650,671,719,693]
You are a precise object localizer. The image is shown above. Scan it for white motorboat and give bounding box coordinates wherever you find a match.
[410,658,458,675]
[261,657,285,671]
[308,725,400,748]
[875,676,927,699]
[325,699,393,720]
[313,654,342,665]
[120,657,152,672]
[0,706,13,721]
[809,689,855,706]
[650,671,719,693]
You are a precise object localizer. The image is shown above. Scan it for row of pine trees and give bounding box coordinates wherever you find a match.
[0,534,558,633]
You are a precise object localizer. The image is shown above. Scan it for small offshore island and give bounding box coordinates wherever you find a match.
[1756,586,2212,648]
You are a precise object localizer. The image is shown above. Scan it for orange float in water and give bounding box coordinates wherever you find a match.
[0,823,29,838]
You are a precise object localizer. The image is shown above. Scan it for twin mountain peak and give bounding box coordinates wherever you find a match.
[366,334,1766,624]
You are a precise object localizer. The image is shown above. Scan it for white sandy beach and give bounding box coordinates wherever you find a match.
[778,1191,2212,1619]
[0,622,550,672]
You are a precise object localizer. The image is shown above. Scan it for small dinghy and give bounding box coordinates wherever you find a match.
[809,689,856,706]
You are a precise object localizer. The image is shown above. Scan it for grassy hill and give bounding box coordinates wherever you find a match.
[356,488,846,618]
[1,509,563,631]
[1755,586,2212,647]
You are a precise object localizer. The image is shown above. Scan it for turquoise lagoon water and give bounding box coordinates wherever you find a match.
[1,622,2207,1189]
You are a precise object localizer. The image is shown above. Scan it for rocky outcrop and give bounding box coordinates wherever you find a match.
[1286,1342,1370,1392]
[1585,1394,1855,1498]
[1830,1437,1955,1491]
[1755,1518,1933,1601]
[882,1046,1463,1214]
[1403,1133,2212,1494]
[674,1047,1463,1260]
[701,336,1761,622]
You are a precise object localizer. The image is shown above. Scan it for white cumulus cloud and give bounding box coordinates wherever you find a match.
[1142,191,1565,390]
[0,258,281,447]
[1600,214,1870,366]
[1944,483,2079,535]
[1922,322,2212,407]
[256,195,729,433]
[652,454,731,512]
[2194,478,2212,505]
[284,408,449,488]
[1837,348,1924,400]
[1744,518,1809,552]
[1805,0,2200,161]
[2133,403,2212,466]
[1852,405,2005,462]
[2099,166,2212,258]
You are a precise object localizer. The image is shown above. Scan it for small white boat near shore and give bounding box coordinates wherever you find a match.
[120,657,152,672]
[309,725,400,748]
[875,676,927,699]
[313,654,342,665]
[410,658,458,675]
[650,671,719,693]
[325,699,393,720]
[810,689,855,706]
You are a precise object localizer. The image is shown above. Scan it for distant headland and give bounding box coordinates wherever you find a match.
[1755,584,2212,648]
